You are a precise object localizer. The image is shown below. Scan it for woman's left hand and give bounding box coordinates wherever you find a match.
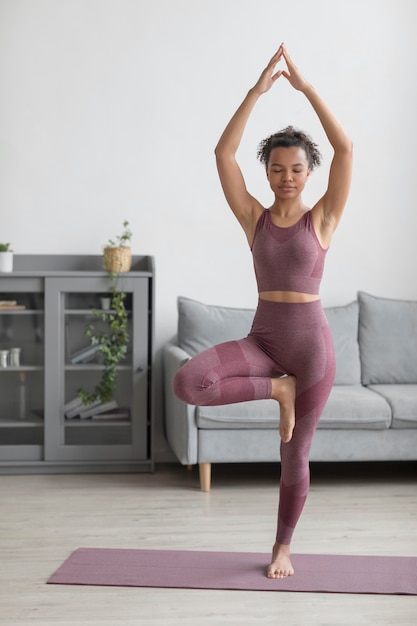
[281,45,311,92]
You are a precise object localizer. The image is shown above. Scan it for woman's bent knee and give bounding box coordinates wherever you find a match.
[173,365,192,403]
[173,362,212,405]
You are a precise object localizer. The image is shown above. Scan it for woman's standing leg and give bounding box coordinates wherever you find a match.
[267,315,336,578]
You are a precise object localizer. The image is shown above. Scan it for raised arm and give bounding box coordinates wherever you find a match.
[281,45,353,246]
[214,46,284,243]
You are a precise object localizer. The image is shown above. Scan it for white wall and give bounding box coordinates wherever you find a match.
[1,0,416,459]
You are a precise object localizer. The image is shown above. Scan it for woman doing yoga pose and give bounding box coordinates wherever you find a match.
[174,43,353,579]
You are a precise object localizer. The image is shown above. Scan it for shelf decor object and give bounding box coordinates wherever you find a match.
[78,221,133,405]
[102,220,132,273]
[0,243,13,273]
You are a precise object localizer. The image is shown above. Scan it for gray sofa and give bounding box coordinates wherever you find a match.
[163,292,417,491]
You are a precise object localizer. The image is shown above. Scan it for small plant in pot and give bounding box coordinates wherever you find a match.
[103,220,132,273]
[78,222,132,405]
[0,243,14,272]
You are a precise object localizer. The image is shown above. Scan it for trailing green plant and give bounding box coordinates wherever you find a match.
[0,243,13,252]
[78,222,131,405]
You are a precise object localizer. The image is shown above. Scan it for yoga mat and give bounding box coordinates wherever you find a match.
[47,548,417,595]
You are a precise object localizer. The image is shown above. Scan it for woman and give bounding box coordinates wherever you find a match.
[173,43,353,579]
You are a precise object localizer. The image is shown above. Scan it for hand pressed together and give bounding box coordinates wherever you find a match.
[253,43,311,96]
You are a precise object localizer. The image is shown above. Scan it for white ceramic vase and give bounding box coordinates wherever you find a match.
[0,252,13,272]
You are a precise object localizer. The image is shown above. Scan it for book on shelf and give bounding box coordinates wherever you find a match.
[64,396,84,412]
[91,407,130,420]
[64,396,101,419]
[0,301,26,310]
[78,400,118,420]
[70,343,100,364]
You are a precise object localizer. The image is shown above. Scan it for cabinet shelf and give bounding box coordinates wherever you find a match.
[0,366,44,372]
[0,310,44,315]
[64,364,131,371]
[0,417,43,428]
[65,309,132,315]
[65,419,130,427]
[65,309,100,316]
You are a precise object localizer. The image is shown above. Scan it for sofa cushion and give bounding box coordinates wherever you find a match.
[196,399,278,429]
[177,296,255,357]
[358,291,417,384]
[319,385,392,429]
[324,301,361,385]
[196,385,391,431]
[368,384,417,429]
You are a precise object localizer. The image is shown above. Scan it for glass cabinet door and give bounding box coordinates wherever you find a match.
[0,278,44,462]
[44,275,150,464]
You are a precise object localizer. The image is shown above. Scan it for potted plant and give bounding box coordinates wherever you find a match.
[78,222,132,405]
[0,243,13,272]
[103,220,132,273]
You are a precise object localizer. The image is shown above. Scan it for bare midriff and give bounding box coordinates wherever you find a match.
[259,291,320,303]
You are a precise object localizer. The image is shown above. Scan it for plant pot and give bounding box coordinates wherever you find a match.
[100,297,112,310]
[0,251,13,272]
[103,246,132,272]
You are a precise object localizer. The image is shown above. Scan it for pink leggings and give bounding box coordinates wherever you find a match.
[173,299,336,544]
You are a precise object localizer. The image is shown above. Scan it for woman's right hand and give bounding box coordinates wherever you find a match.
[252,44,284,95]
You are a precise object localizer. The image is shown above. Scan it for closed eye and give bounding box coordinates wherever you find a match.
[271,169,303,174]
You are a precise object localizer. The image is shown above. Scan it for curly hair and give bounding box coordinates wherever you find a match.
[257,126,322,170]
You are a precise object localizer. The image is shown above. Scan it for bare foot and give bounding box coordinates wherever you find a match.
[267,542,294,579]
[271,375,296,443]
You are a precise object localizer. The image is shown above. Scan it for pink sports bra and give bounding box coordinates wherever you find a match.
[251,209,327,295]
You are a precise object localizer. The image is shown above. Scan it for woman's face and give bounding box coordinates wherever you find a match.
[266,146,311,199]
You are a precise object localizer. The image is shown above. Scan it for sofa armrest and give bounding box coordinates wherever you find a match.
[162,341,198,465]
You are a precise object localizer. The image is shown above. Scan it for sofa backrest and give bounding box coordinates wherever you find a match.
[177,293,417,386]
[177,296,255,356]
[324,301,361,385]
[358,291,417,384]
[177,296,361,385]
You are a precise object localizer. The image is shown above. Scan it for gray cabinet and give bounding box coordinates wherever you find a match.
[0,255,154,473]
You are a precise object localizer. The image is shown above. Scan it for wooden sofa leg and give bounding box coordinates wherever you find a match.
[199,462,211,492]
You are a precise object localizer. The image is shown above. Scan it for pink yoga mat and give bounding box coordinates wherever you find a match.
[47,548,417,595]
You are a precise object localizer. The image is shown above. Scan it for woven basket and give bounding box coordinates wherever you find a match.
[103,246,132,272]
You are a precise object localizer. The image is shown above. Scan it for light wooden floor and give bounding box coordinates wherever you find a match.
[0,461,416,626]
